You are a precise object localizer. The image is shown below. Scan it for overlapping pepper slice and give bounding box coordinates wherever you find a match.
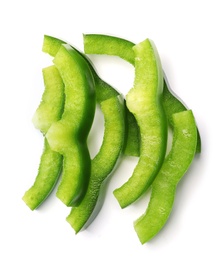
[134,110,197,243]
[67,94,125,233]
[113,38,168,208]
[42,35,126,229]
[22,65,64,210]
[83,33,201,153]
[46,44,96,206]
[42,35,119,103]
[43,35,139,156]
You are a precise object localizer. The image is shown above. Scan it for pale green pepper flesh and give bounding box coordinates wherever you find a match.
[134,110,197,243]
[32,65,65,133]
[113,39,167,208]
[22,65,64,210]
[67,95,125,233]
[46,44,96,206]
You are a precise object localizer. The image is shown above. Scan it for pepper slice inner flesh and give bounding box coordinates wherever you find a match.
[134,110,197,244]
[46,44,96,206]
[113,39,167,208]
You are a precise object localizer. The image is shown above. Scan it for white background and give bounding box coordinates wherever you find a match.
[0,0,218,259]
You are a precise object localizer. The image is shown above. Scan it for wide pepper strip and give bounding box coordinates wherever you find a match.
[46,44,96,206]
[22,65,64,210]
[67,95,125,233]
[43,35,139,157]
[83,33,201,153]
[134,110,197,244]
[114,38,167,208]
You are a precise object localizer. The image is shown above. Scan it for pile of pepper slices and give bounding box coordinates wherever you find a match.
[23,34,201,244]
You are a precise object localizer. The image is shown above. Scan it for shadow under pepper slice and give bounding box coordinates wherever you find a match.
[22,65,64,210]
[46,44,96,206]
[113,39,167,208]
[134,110,197,244]
[83,33,201,154]
[66,95,125,233]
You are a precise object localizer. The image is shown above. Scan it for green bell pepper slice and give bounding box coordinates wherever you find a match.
[43,36,127,229]
[43,35,139,156]
[134,109,197,243]
[22,65,64,210]
[113,38,167,208]
[42,35,119,103]
[46,44,96,206]
[83,33,201,153]
[66,95,125,233]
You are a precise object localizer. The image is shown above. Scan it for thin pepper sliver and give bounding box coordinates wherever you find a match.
[134,109,197,244]
[67,94,125,233]
[22,65,64,210]
[83,33,201,154]
[46,44,96,206]
[113,38,168,208]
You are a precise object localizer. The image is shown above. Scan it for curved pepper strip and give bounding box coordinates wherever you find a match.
[43,36,127,228]
[134,110,197,244]
[46,44,96,206]
[66,95,125,233]
[113,39,167,208]
[22,65,64,210]
[42,35,119,103]
[43,35,139,156]
[83,33,201,153]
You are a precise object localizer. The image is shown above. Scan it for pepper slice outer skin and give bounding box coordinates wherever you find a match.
[134,110,197,244]
[46,44,96,206]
